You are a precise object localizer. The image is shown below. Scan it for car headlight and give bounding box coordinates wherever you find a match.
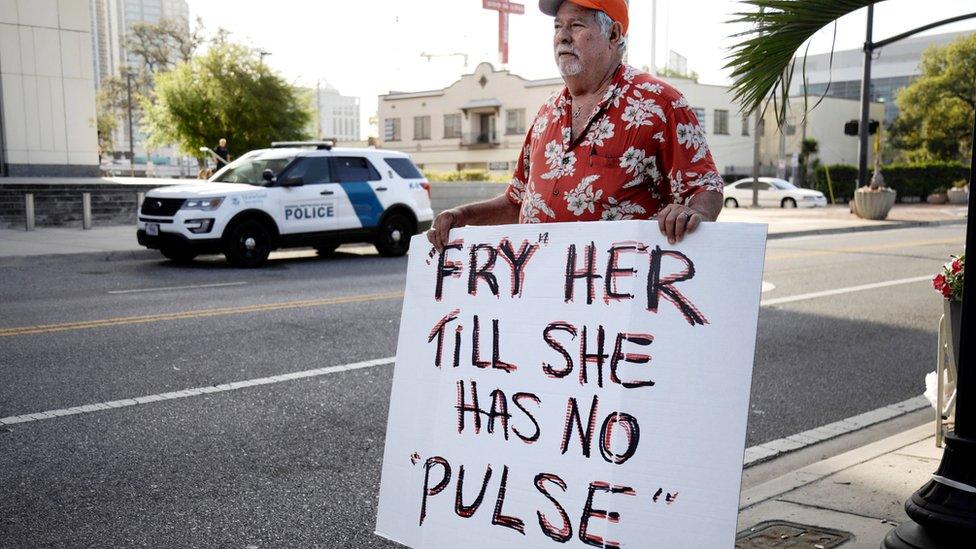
[182,197,224,211]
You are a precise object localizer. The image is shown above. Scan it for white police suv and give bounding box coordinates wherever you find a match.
[137,142,433,267]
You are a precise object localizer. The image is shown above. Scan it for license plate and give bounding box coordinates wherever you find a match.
[146,223,159,236]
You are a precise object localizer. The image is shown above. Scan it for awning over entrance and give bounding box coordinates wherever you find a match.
[460,98,502,113]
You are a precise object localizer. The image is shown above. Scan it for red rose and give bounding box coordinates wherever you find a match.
[933,273,946,291]
[952,259,962,275]
[942,284,953,299]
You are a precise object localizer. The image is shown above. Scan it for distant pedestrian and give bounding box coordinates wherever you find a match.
[214,138,230,170]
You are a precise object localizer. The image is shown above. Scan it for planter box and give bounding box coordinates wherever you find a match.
[854,188,897,220]
[947,187,969,204]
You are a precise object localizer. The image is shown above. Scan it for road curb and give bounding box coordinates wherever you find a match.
[0,248,160,266]
[0,218,965,263]
[739,421,933,511]
[767,217,967,240]
[742,396,930,470]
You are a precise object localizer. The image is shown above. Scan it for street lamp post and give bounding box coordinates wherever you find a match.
[883,114,976,548]
[125,71,135,178]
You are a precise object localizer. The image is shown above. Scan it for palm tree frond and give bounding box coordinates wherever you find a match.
[726,0,882,121]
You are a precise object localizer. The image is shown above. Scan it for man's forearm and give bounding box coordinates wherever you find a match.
[688,190,723,221]
[454,194,520,226]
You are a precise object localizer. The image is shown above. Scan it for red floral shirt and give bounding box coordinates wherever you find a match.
[506,64,724,223]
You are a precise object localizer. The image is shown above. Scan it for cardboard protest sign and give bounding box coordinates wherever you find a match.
[376,221,767,548]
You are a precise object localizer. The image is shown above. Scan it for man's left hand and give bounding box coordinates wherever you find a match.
[657,204,704,244]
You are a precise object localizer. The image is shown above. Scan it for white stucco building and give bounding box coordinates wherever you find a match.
[377,62,756,177]
[0,0,100,176]
[308,83,361,142]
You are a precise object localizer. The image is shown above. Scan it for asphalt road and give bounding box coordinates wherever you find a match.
[0,224,966,547]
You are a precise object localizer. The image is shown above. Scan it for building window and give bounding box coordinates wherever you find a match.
[384,118,401,141]
[741,116,750,136]
[692,108,706,127]
[714,110,729,135]
[786,122,797,136]
[444,114,462,139]
[414,116,431,140]
[505,109,526,135]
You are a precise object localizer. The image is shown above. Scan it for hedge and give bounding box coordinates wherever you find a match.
[423,169,509,183]
[813,162,969,202]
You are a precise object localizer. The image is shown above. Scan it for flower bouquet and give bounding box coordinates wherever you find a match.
[925,254,964,425]
[932,255,964,302]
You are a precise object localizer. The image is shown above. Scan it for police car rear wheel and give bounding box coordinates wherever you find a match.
[224,219,272,267]
[374,213,414,257]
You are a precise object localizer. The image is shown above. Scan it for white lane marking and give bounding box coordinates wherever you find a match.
[108,281,249,294]
[760,275,931,307]
[0,356,395,426]
[743,395,930,466]
[761,281,775,293]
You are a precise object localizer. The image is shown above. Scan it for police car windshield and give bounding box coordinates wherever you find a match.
[211,153,295,185]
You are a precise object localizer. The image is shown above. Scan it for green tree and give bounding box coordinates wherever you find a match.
[142,41,312,163]
[96,17,204,154]
[797,137,819,188]
[890,33,976,162]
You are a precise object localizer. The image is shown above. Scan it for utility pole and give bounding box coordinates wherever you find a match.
[125,70,134,177]
[856,5,874,189]
[316,80,322,139]
[650,0,657,75]
[750,5,764,208]
[751,110,761,207]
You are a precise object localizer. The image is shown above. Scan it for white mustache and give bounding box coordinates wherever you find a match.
[556,46,581,56]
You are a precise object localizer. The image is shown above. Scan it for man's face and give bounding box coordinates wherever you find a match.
[553,2,613,78]
[219,139,227,147]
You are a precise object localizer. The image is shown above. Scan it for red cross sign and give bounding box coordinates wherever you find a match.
[483,0,525,64]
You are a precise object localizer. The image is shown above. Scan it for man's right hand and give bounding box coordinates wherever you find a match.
[427,208,465,252]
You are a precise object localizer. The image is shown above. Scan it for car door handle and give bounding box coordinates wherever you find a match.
[375,187,388,192]
[320,190,334,195]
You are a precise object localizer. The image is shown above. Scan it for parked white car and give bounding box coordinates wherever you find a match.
[137,142,434,267]
[723,177,827,208]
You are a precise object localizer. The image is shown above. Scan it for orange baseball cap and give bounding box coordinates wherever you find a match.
[539,0,629,35]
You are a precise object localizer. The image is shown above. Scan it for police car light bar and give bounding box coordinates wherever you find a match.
[270,140,335,150]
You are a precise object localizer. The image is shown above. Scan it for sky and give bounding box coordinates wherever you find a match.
[187,0,976,138]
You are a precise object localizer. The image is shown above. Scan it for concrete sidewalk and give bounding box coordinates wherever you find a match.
[737,423,942,548]
[0,204,967,259]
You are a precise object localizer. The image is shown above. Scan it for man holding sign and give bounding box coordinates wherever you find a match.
[380,2,765,547]
[429,0,724,248]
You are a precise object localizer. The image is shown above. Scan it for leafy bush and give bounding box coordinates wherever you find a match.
[813,162,969,202]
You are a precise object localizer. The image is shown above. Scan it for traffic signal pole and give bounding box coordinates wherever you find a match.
[883,104,976,549]
[856,5,873,189]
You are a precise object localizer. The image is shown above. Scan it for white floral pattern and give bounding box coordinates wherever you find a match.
[676,122,710,163]
[601,196,647,221]
[583,115,615,147]
[602,84,630,108]
[564,175,603,216]
[541,139,576,180]
[621,90,667,130]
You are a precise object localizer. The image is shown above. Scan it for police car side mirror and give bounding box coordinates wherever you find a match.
[280,176,304,187]
[262,169,276,184]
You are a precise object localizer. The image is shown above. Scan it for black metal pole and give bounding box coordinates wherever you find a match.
[883,111,976,549]
[857,5,874,189]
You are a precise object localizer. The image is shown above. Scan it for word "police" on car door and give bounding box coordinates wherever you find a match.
[285,203,335,220]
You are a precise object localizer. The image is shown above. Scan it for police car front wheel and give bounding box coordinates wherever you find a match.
[224,218,273,267]
[374,213,415,257]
